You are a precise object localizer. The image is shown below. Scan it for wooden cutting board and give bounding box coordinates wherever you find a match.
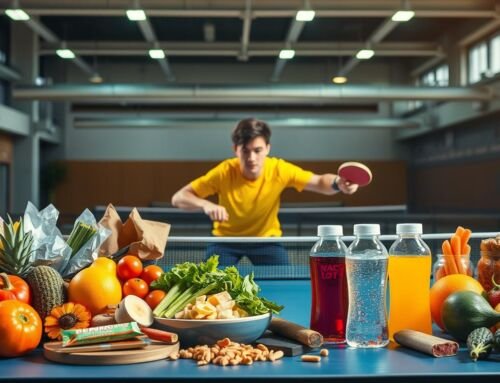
[43,340,179,365]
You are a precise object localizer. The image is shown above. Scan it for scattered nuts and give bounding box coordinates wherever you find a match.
[301,355,321,363]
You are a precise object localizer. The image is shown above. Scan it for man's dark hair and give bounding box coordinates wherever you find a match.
[231,118,271,146]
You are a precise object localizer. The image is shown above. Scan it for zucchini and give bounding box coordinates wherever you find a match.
[466,327,494,362]
[441,290,500,341]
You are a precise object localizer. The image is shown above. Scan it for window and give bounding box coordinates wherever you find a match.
[468,33,500,84]
[491,34,500,75]
[420,64,449,87]
[407,63,449,111]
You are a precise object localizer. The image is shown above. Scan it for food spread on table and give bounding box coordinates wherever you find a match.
[0,203,499,366]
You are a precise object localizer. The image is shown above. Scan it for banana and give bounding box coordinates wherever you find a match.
[115,295,154,327]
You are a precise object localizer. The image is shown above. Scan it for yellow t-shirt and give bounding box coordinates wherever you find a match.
[191,157,313,237]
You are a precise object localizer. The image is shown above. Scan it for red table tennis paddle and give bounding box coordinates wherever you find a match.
[338,162,372,187]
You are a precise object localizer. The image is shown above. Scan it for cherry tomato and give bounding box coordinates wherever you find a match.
[140,265,163,286]
[145,289,167,309]
[123,278,149,299]
[116,255,143,281]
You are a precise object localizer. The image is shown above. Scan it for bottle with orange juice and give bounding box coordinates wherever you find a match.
[388,223,432,341]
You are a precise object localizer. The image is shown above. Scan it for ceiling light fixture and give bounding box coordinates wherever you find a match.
[356,49,375,60]
[149,49,165,59]
[295,10,315,22]
[5,8,29,20]
[279,49,295,60]
[89,73,104,83]
[126,9,146,21]
[392,10,415,22]
[56,49,75,59]
[392,0,415,22]
[332,76,348,84]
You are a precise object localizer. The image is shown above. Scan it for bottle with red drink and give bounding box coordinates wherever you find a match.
[309,225,348,344]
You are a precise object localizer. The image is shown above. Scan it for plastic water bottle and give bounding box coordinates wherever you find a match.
[346,224,389,348]
[309,225,348,344]
[388,223,432,341]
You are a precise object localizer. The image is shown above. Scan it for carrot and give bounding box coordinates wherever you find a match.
[461,229,471,250]
[442,240,458,274]
[455,226,465,238]
[140,327,178,344]
[451,235,464,274]
[464,244,471,256]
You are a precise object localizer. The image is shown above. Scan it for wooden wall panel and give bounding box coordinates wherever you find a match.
[54,160,407,215]
[0,133,13,164]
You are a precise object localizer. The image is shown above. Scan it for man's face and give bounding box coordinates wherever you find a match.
[234,136,270,179]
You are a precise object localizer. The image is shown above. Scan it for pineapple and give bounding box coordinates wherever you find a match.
[0,215,34,278]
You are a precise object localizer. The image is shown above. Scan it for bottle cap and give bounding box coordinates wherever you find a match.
[317,225,343,237]
[353,224,380,236]
[396,223,422,235]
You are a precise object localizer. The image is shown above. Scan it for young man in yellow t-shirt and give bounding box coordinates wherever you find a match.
[171,118,359,265]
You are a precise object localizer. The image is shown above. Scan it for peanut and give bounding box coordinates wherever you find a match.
[301,355,321,363]
[178,338,289,367]
[320,348,329,357]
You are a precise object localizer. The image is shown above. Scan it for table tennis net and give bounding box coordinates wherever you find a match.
[154,235,489,280]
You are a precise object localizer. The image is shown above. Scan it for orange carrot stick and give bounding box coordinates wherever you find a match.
[464,244,471,256]
[455,226,465,237]
[461,229,471,250]
[451,235,464,274]
[442,240,458,274]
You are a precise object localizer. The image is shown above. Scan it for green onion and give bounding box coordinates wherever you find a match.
[66,222,97,258]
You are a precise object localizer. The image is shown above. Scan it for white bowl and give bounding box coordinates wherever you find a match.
[154,313,271,347]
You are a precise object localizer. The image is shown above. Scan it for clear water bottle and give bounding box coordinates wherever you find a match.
[346,224,389,348]
[388,223,432,341]
[309,225,348,344]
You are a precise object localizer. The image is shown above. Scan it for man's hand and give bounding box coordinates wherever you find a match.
[203,203,229,222]
[336,177,359,195]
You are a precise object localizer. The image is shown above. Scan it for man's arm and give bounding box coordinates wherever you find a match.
[304,174,359,195]
[171,184,229,221]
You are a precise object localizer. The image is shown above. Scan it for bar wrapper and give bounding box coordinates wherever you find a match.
[99,204,170,260]
[22,202,111,279]
[394,330,459,357]
[62,322,143,347]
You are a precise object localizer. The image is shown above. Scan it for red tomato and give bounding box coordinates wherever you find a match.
[123,278,149,299]
[0,273,31,304]
[117,255,143,281]
[0,300,42,357]
[145,289,167,309]
[140,265,163,286]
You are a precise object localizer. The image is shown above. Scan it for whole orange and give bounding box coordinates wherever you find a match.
[430,274,484,330]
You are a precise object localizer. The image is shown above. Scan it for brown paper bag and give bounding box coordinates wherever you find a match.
[98,204,123,256]
[99,204,170,260]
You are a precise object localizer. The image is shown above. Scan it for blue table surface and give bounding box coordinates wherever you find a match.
[1,280,499,382]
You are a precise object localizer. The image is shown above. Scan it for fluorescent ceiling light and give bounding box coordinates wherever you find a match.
[56,49,75,59]
[126,9,146,21]
[391,10,415,22]
[332,76,348,84]
[295,10,315,22]
[149,49,165,59]
[279,49,295,60]
[356,49,375,60]
[5,9,30,20]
